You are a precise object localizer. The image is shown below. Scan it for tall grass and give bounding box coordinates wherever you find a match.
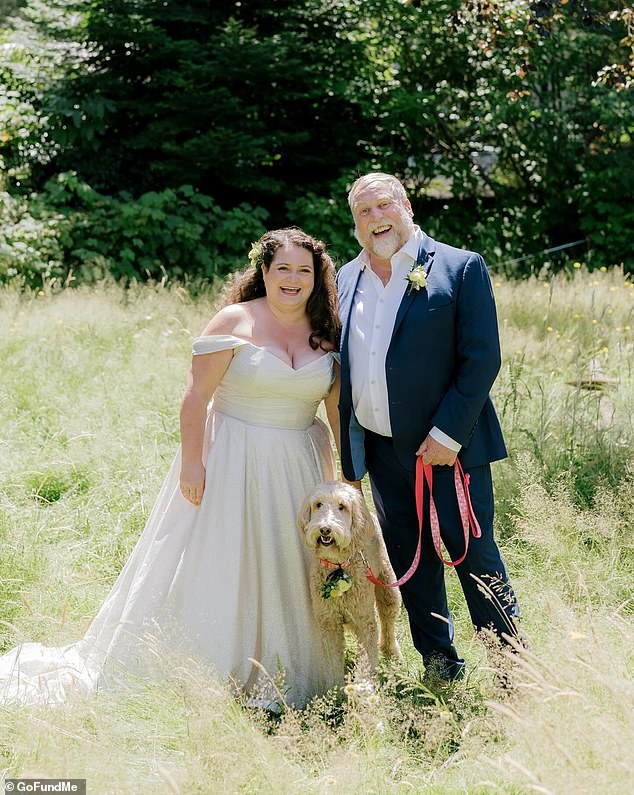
[492,268,633,509]
[1,270,632,794]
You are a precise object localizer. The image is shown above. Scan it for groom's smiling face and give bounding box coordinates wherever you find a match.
[352,186,414,261]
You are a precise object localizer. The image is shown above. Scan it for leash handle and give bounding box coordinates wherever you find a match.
[366,456,482,587]
[425,457,482,567]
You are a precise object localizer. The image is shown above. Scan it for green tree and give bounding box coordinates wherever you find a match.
[0,1,79,189]
[345,0,633,270]
[42,0,375,221]
[1,0,632,279]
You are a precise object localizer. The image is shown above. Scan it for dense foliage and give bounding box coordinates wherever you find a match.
[0,172,268,283]
[1,0,632,285]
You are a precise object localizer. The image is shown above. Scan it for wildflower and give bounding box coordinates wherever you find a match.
[345,679,375,699]
[355,680,374,696]
[573,262,582,269]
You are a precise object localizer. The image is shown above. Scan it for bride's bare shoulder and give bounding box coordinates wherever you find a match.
[199,301,259,338]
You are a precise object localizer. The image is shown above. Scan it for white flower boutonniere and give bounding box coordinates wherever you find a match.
[406,264,427,294]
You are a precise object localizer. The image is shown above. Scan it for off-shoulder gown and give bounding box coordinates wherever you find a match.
[0,335,336,707]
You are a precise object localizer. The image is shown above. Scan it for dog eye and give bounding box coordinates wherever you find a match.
[315,501,322,509]
[338,503,345,511]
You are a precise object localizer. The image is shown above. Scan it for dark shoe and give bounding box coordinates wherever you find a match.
[422,651,466,683]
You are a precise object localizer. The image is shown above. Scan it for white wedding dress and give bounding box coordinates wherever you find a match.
[0,335,336,707]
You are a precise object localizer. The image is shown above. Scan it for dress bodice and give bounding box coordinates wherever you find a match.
[192,335,334,430]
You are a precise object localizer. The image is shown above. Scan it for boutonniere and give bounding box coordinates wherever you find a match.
[321,567,353,599]
[406,264,427,294]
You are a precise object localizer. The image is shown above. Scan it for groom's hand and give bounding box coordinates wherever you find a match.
[417,434,458,466]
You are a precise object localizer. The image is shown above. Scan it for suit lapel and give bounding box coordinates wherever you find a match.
[391,235,436,340]
[339,265,363,367]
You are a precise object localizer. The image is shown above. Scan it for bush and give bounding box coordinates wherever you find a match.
[0,173,270,286]
[0,190,69,284]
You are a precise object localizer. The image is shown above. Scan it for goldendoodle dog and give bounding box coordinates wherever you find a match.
[299,481,402,685]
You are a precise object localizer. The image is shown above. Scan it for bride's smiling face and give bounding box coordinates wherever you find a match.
[263,243,315,307]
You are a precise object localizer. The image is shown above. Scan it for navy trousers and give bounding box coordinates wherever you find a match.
[364,430,519,678]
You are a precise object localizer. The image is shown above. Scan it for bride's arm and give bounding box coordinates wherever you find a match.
[179,306,247,505]
[323,361,362,490]
[179,348,233,505]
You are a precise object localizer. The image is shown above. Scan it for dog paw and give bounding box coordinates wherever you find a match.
[380,639,402,660]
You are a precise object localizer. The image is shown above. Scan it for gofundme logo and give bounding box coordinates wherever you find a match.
[4,781,86,794]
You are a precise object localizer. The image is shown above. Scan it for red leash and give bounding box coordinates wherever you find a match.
[366,456,482,588]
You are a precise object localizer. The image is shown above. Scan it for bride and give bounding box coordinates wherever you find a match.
[0,227,344,708]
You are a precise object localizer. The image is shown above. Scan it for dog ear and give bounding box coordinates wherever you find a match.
[298,495,312,535]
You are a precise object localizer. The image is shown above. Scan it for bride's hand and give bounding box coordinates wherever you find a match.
[180,462,206,506]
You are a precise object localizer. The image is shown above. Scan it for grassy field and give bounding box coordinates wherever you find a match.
[0,270,633,794]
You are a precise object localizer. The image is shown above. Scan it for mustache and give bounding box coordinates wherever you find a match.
[353,221,393,244]
[368,221,393,233]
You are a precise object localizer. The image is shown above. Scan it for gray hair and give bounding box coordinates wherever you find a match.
[347,172,409,211]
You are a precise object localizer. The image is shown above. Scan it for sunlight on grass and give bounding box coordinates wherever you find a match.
[1,270,632,793]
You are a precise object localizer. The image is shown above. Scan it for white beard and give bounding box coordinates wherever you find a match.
[369,229,402,260]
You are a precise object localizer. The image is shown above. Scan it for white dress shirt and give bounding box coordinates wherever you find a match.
[348,226,461,452]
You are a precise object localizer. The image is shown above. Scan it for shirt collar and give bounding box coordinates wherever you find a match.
[356,225,425,273]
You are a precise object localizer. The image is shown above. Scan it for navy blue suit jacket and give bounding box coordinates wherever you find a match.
[337,231,507,480]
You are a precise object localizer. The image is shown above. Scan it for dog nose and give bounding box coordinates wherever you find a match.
[320,527,331,536]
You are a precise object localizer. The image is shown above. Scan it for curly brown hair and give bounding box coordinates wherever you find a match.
[223,227,340,351]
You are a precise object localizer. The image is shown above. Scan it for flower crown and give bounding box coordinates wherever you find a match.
[247,241,264,268]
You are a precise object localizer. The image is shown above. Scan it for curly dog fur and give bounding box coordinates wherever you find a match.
[299,481,401,685]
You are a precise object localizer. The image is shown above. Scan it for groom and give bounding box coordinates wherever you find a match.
[337,172,520,680]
